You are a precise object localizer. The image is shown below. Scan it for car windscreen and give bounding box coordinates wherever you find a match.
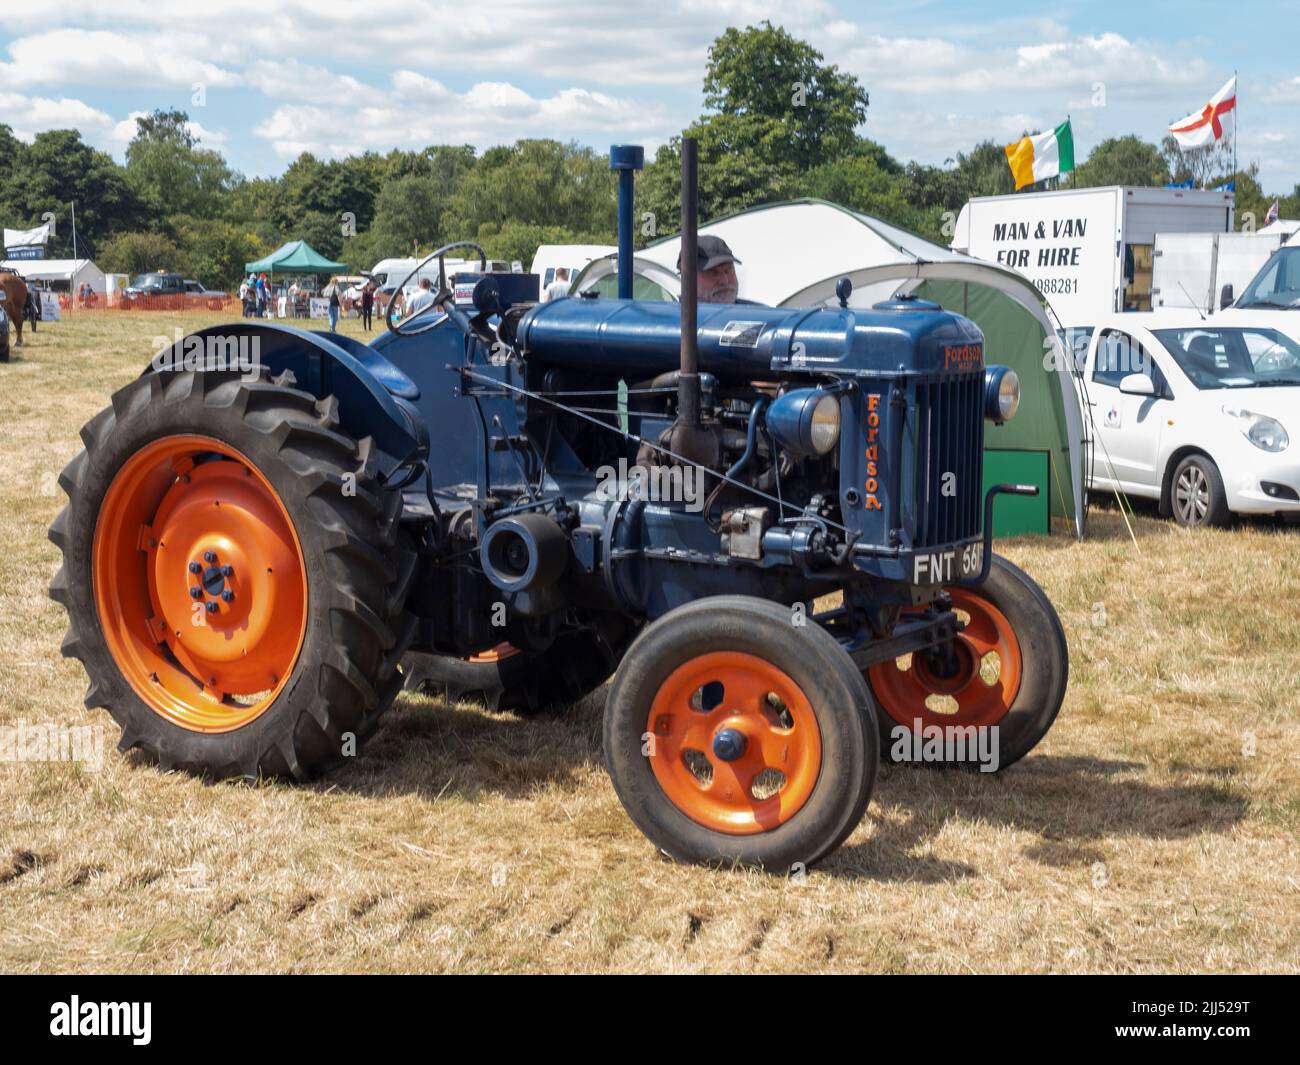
[1153,327,1300,388]
[1236,248,1300,309]
[131,273,167,289]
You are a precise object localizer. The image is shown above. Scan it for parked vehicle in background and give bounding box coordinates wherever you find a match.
[369,256,513,294]
[1082,309,1300,526]
[1152,228,1299,314]
[529,244,615,293]
[1222,243,1300,314]
[952,186,1235,327]
[184,279,230,310]
[121,273,229,310]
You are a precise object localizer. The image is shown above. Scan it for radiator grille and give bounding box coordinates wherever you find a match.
[911,372,984,548]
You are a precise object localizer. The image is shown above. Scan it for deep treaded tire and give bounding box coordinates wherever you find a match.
[604,596,879,871]
[48,367,416,780]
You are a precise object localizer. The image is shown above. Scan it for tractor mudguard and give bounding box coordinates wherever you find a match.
[145,322,427,482]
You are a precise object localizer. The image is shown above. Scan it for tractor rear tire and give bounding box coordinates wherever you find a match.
[865,553,1067,771]
[49,367,416,780]
[604,596,879,871]
[403,613,637,715]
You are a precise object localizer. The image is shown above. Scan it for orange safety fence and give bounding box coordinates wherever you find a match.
[51,294,240,314]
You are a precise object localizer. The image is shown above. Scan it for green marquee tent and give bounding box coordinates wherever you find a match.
[245,240,347,275]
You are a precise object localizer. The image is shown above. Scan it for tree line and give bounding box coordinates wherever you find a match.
[2,21,1294,289]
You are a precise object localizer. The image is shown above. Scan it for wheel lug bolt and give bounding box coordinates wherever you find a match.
[204,550,217,563]
[220,565,233,577]
[189,586,203,599]
[221,589,234,602]
[188,561,202,574]
[206,601,219,614]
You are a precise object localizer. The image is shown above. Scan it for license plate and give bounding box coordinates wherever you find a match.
[913,542,983,584]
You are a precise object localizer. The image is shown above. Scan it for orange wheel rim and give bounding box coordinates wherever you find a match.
[92,434,307,732]
[468,642,521,664]
[646,651,822,836]
[868,589,1022,731]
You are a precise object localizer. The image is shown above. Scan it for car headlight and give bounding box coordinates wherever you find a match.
[767,388,841,456]
[984,366,1020,422]
[1223,406,1289,452]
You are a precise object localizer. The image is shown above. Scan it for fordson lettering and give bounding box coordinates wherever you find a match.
[943,344,983,371]
[865,393,883,510]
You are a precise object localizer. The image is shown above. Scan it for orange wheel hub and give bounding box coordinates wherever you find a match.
[868,588,1022,731]
[646,651,822,835]
[92,435,307,732]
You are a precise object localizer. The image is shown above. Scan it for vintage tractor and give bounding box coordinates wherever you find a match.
[49,142,1067,870]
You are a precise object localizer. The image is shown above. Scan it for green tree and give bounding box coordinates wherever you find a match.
[97,231,188,278]
[125,109,233,220]
[703,21,868,171]
[445,140,615,238]
[641,22,870,230]
[1160,134,1234,188]
[6,129,146,256]
[1071,135,1169,188]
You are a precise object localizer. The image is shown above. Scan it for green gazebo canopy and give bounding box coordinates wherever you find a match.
[245,240,346,275]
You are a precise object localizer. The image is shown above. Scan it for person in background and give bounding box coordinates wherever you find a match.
[544,266,571,302]
[360,280,375,331]
[238,276,251,318]
[255,274,267,318]
[25,279,39,332]
[678,234,741,304]
[326,280,341,332]
[405,277,437,317]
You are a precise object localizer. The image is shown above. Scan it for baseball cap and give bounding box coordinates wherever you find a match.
[678,234,741,272]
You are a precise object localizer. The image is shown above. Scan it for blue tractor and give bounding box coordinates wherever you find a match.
[49,142,1067,870]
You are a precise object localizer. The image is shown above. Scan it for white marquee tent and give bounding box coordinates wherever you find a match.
[1,258,106,294]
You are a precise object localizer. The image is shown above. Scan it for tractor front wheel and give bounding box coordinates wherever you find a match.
[49,367,415,779]
[865,553,1067,770]
[604,596,878,870]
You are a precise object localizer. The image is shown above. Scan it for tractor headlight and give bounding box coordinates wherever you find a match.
[1223,406,1289,452]
[985,366,1020,422]
[767,388,841,456]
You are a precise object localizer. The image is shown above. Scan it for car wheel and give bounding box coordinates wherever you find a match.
[1171,454,1230,527]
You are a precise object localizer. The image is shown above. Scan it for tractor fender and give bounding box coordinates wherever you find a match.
[145,322,427,481]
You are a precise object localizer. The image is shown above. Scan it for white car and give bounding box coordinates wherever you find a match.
[1081,310,1300,526]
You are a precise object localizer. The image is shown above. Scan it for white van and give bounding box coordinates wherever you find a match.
[529,244,615,296]
[952,186,1235,327]
[1151,229,1299,314]
[369,255,513,293]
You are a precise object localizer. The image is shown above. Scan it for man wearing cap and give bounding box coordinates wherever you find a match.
[680,234,742,304]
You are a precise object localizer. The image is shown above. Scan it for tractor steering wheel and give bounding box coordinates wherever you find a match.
[385,241,488,335]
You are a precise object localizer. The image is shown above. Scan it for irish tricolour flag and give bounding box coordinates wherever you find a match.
[1005,120,1075,191]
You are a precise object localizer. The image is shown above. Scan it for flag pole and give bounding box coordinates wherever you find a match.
[1232,70,1238,194]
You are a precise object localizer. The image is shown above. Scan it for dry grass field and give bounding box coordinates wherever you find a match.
[1,309,1297,973]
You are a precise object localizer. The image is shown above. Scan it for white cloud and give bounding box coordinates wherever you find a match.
[0,29,240,90]
[0,92,115,140]
[253,75,666,159]
[243,59,370,102]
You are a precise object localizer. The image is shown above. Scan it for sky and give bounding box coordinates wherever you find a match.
[1,0,1297,193]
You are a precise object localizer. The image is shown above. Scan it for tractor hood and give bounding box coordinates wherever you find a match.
[516,296,984,379]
